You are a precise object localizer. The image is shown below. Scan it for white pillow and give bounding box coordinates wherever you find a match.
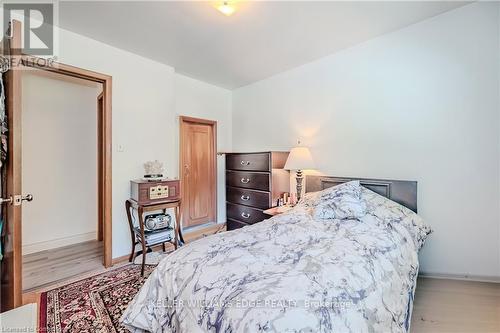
[361,187,432,250]
[312,181,367,220]
[298,190,321,208]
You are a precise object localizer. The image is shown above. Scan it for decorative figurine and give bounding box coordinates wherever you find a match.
[143,160,165,181]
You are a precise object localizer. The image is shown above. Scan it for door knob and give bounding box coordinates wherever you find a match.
[1,194,34,206]
[13,194,33,206]
[22,194,33,202]
[0,196,12,204]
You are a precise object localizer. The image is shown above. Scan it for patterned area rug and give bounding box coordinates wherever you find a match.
[39,264,155,333]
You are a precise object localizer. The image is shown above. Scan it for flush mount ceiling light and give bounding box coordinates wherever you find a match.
[217,1,236,16]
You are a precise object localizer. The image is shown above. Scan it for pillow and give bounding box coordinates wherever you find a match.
[361,187,432,250]
[297,190,321,208]
[312,181,367,220]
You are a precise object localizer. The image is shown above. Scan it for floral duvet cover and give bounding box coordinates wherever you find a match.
[121,187,431,333]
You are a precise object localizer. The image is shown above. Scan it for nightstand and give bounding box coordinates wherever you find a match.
[263,205,293,217]
[125,199,184,276]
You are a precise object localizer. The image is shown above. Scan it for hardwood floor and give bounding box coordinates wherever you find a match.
[411,277,500,332]
[22,240,104,292]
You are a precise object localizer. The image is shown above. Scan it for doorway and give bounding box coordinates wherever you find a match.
[179,116,217,229]
[21,70,103,292]
[0,19,112,310]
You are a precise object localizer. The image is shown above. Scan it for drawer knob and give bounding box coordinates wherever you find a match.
[241,212,250,219]
[241,195,250,201]
[240,160,250,166]
[240,178,250,184]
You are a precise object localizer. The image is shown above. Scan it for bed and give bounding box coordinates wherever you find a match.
[121,176,431,333]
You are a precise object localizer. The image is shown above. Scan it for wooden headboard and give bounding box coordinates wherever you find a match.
[305,175,418,213]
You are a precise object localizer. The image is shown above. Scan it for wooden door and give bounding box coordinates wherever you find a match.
[1,20,24,311]
[180,116,216,228]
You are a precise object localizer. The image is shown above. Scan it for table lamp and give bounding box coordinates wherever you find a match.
[284,143,316,203]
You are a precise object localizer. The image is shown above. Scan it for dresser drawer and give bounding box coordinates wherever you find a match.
[226,171,270,191]
[226,153,270,172]
[226,187,271,209]
[227,218,248,230]
[227,203,268,225]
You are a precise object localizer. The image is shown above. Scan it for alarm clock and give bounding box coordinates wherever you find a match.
[144,213,172,231]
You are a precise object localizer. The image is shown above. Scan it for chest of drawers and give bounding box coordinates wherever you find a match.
[225,152,289,230]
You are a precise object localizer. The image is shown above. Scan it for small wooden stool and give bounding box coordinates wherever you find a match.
[125,199,184,276]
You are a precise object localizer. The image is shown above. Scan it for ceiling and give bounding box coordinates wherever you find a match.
[58,1,468,89]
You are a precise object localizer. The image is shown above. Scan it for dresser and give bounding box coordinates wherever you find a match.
[225,152,290,230]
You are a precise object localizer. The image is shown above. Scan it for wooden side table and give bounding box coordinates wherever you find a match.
[125,199,184,276]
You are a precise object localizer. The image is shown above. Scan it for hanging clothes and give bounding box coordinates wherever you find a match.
[0,73,7,165]
[0,72,6,261]
[0,30,10,262]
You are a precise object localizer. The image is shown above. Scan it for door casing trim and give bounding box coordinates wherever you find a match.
[19,60,113,270]
[2,20,112,310]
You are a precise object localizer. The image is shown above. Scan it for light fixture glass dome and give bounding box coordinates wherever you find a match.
[217,2,235,16]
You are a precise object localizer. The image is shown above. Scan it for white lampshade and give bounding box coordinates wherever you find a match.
[284,146,316,171]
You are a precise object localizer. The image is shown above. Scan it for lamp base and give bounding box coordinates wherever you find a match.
[296,169,304,203]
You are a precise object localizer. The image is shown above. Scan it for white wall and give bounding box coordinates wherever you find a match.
[55,28,176,259]
[21,72,100,254]
[52,27,232,259]
[174,74,232,223]
[232,3,500,279]
[0,6,232,258]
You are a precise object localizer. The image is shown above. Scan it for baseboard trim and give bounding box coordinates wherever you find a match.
[182,221,225,233]
[111,254,130,265]
[22,231,97,255]
[420,272,500,283]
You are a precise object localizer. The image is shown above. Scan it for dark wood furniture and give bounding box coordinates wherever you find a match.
[305,175,418,212]
[225,152,289,230]
[125,199,184,276]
